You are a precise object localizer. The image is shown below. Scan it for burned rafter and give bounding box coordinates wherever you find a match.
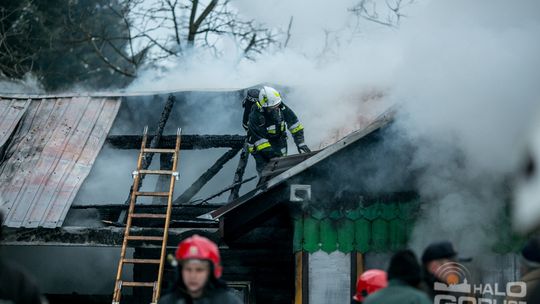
[228,144,249,202]
[154,151,174,203]
[70,203,221,224]
[174,148,241,205]
[106,134,246,150]
[197,175,257,205]
[117,94,176,223]
[0,226,219,247]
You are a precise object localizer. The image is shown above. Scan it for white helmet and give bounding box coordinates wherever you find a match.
[258,86,282,108]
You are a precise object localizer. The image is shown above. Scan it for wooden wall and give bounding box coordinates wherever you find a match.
[221,206,295,304]
[132,205,295,304]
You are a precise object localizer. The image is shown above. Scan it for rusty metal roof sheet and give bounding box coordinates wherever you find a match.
[0,98,30,148]
[0,96,121,228]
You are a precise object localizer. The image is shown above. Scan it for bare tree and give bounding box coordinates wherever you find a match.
[0,0,141,89]
[99,0,280,72]
[67,2,150,78]
[1,0,281,89]
[350,0,416,28]
[0,2,37,79]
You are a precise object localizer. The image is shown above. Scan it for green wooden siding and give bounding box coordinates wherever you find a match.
[295,201,419,254]
[293,200,526,254]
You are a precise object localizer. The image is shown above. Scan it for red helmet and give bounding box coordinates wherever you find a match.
[175,235,222,278]
[353,269,387,302]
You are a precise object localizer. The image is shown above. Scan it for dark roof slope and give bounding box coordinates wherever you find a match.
[200,110,397,239]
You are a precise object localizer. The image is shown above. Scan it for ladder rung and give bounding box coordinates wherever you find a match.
[138,170,175,175]
[143,148,176,153]
[121,281,156,287]
[130,213,167,219]
[126,236,164,241]
[123,258,161,264]
[135,191,170,197]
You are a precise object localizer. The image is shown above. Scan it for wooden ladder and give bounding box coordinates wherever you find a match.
[112,127,182,304]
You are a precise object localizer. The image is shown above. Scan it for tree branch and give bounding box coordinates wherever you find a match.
[283,16,293,48]
[88,35,137,77]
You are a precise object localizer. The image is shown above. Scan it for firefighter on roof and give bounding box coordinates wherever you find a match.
[245,86,311,174]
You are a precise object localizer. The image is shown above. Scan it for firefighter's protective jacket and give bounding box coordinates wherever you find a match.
[247,102,305,159]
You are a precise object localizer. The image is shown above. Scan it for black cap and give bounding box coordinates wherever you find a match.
[522,237,540,264]
[388,249,422,286]
[245,89,259,102]
[422,241,461,264]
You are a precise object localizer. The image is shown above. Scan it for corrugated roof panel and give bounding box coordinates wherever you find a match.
[0,98,30,148]
[43,98,120,228]
[0,97,120,228]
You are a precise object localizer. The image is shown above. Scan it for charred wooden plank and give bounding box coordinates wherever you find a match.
[228,144,249,202]
[106,134,246,150]
[1,226,218,247]
[260,151,318,183]
[71,203,223,210]
[153,152,173,203]
[117,94,176,223]
[67,203,221,226]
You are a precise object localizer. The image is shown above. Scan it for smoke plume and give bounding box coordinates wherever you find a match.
[129,0,540,256]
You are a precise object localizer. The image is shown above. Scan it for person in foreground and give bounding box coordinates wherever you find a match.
[0,210,47,304]
[352,269,387,303]
[363,249,431,304]
[507,236,540,302]
[421,240,471,299]
[158,234,242,304]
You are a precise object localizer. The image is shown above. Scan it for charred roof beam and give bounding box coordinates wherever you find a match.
[106,134,246,150]
[174,147,241,204]
[1,226,219,247]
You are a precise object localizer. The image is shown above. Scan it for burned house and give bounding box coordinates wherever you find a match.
[0,91,250,303]
[0,91,522,304]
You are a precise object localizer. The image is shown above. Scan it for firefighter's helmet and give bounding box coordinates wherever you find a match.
[175,234,222,278]
[258,86,282,108]
[353,269,388,302]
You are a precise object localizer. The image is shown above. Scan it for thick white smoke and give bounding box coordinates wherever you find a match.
[0,74,44,94]
[392,0,540,255]
[128,0,402,146]
[128,0,540,254]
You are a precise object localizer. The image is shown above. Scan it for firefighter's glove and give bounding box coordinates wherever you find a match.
[297,144,311,154]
